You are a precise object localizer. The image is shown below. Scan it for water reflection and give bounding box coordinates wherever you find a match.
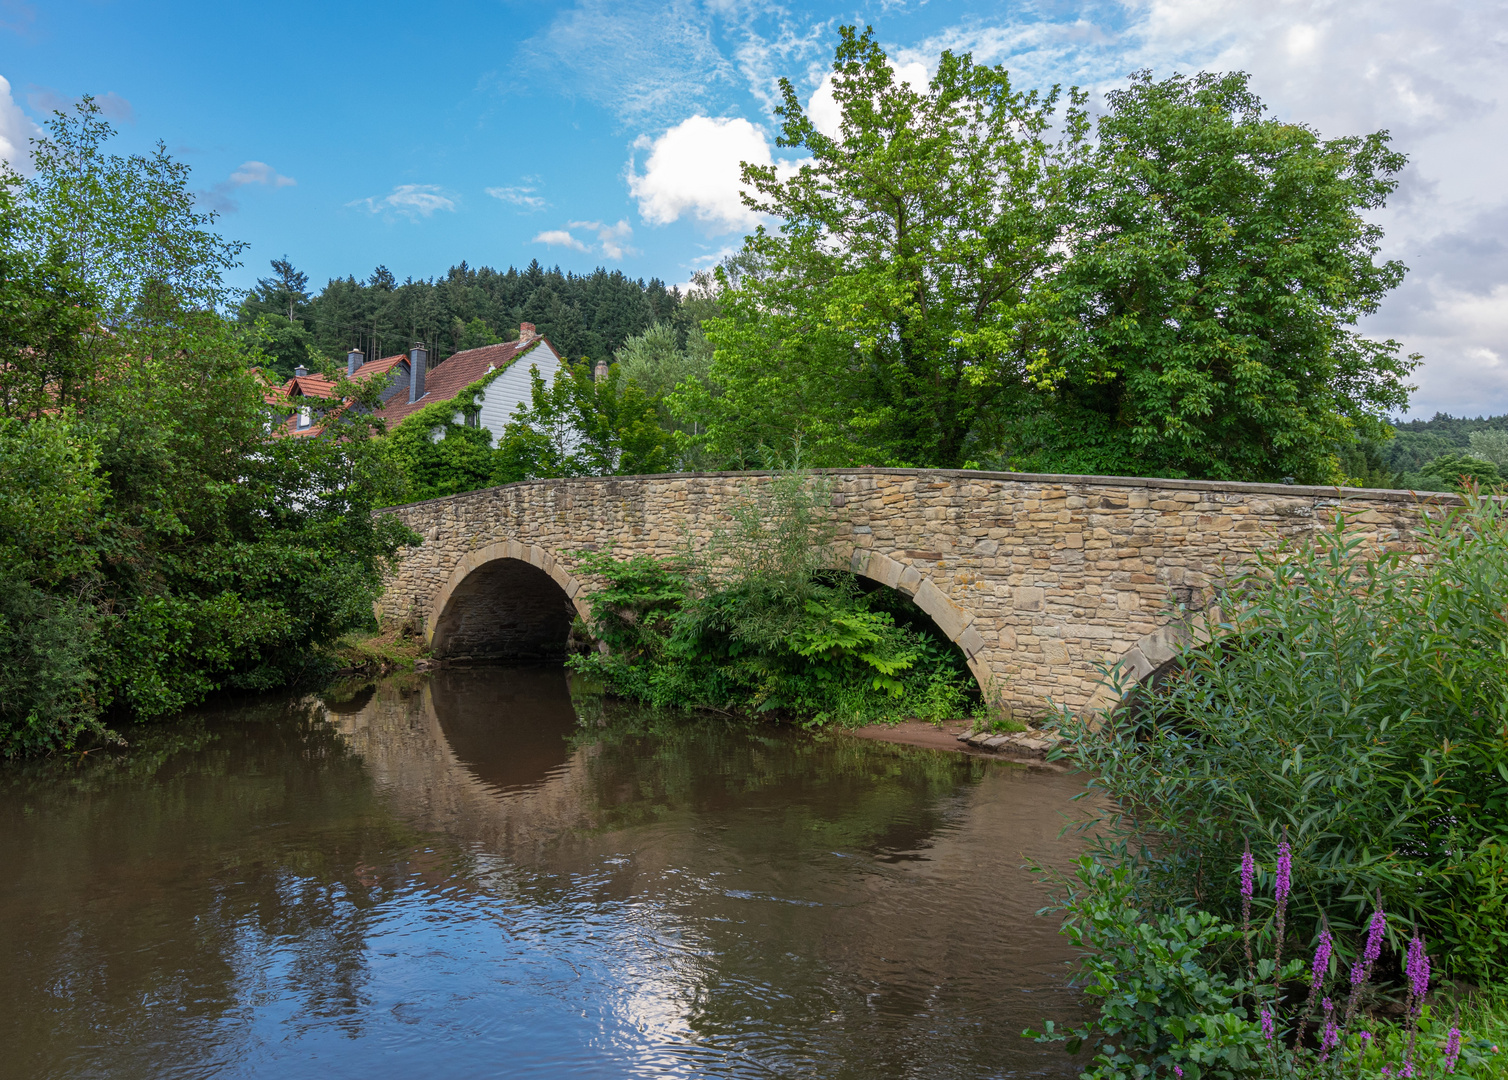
[0,669,1089,1079]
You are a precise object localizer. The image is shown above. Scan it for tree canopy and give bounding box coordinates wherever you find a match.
[681,28,1416,483]
[0,102,414,757]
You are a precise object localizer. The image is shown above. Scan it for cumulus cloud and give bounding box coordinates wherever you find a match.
[349,184,457,220]
[899,0,1508,417]
[629,115,791,232]
[0,75,39,170]
[486,184,547,210]
[533,228,589,252]
[533,219,637,259]
[198,160,296,213]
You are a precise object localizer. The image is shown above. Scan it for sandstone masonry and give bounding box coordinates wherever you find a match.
[375,468,1452,718]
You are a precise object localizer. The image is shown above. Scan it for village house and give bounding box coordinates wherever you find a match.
[276,322,565,440]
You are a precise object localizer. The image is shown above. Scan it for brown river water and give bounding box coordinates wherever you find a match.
[0,667,1092,1079]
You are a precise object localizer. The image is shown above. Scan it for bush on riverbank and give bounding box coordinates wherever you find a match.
[0,104,416,759]
[1054,492,1508,982]
[567,472,981,726]
[1035,492,1508,1075]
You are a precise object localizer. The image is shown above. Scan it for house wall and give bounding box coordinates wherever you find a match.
[473,342,563,447]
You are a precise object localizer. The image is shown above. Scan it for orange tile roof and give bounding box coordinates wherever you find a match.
[371,336,550,429]
[269,334,552,439]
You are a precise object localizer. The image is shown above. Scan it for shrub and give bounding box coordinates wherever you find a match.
[568,472,981,725]
[1031,854,1505,1079]
[1050,492,1508,982]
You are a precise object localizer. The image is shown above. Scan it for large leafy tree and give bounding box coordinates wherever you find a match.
[0,101,413,756]
[691,32,1415,482]
[689,26,1076,468]
[1014,71,1415,481]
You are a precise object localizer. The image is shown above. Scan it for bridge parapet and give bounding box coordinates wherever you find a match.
[376,469,1450,718]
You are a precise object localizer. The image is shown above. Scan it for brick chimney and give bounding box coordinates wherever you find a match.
[408,342,427,403]
[593,358,609,384]
[518,322,536,342]
[347,348,364,377]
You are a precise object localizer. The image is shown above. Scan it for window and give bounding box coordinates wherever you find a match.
[298,406,311,429]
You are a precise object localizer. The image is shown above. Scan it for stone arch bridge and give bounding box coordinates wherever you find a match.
[376,469,1441,717]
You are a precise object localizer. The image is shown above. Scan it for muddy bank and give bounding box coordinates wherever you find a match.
[846,719,1069,767]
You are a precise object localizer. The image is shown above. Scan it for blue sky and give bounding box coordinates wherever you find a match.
[2,0,1506,417]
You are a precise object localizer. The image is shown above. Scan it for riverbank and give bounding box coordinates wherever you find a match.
[847,719,1068,765]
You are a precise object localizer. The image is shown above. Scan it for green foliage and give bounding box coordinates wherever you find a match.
[1015,71,1412,483]
[1335,436,1395,489]
[239,254,685,367]
[494,359,674,481]
[568,472,980,726]
[691,27,1072,469]
[0,101,416,756]
[1029,858,1294,1080]
[377,378,500,501]
[1051,496,1508,982]
[692,32,1414,482]
[1032,858,1504,1079]
[1399,451,1503,492]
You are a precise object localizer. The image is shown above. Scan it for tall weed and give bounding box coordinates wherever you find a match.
[1052,492,1508,983]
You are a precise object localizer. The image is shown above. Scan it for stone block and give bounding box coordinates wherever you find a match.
[1014,586,1044,610]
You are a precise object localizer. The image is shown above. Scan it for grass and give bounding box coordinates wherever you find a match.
[330,623,429,675]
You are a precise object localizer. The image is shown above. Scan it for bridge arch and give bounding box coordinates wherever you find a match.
[379,469,1432,718]
[849,548,996,699]
[427,540,589,662]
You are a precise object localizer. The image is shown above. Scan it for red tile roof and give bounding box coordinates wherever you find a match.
[371,336,550,429]
[269,332,554,439]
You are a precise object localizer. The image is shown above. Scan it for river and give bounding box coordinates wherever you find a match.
[0,667,1091,1079]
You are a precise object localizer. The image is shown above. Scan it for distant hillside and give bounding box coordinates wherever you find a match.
[1385,412,1508,471]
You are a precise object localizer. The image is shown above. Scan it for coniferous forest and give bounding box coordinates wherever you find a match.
[240,256,693,379]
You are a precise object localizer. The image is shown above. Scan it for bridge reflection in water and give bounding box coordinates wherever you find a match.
[322,668,1092,1077]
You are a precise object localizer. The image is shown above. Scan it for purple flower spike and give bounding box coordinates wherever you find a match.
[1261,1005,1275,1042]
[1445,1027,1462,1074]
[1312,928,1334,983]
[1241,847,1255,898]
[1275,840,1292,910]
[1174,1068,1184,1080]
[1406,935,1431,999]
[1365,908,1386,965]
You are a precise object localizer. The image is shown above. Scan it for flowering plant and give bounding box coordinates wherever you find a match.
[1030,851,1503,1079]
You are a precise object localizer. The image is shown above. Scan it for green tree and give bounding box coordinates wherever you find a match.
[1403,451,1503,492]
[494,361,674,481]
[691,27,1074,468]
[0,100,415,756]
[1011,70,1415,482]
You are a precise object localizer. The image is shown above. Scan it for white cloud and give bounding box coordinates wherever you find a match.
[0,75,40,171]
[198,159,297,213]
[628,115,788,232]
[521,0,738,125]
[898,0,1508,418]
[486,184,547,210]
[533,229,588,251]
[533,219,637,259]
[348,184,457,220]
[229,160,295,188]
